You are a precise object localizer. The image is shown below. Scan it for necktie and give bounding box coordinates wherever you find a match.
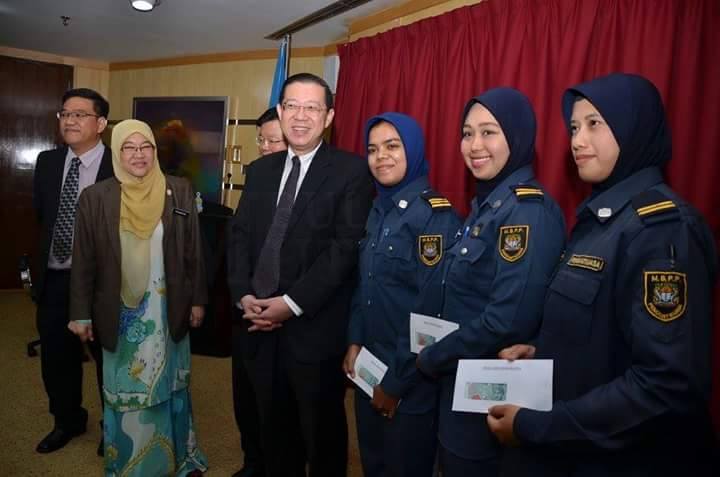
[51,157,81,263]
[252,156,301,298]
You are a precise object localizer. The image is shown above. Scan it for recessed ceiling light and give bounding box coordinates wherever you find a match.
[131,0,162,12]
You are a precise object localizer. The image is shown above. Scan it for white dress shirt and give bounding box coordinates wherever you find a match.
[48,140,105,269]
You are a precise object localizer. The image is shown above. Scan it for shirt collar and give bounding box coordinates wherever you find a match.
[66,140,104,168]
[385,176,431,214]
[287,141,323,166]
[472,164,535,213]
[577,167,664,223]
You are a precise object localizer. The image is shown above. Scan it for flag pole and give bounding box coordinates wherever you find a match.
[284,34,292,77]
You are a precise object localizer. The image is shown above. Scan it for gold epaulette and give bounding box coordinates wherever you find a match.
[421,190,452,210]
[512,185,544,200]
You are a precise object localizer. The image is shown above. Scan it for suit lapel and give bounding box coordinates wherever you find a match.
[287,143,331,233]
[47,148,68,226]
[161,179,174,251]
[97,145,114,181]
[104,179,122,263]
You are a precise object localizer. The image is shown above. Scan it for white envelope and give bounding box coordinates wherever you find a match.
[409,312,459,354]
[347,347,388,398]
[451,359,553,413]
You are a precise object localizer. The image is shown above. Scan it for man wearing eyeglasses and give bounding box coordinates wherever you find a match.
[32,88,113,456]
[228,73,374,477]
[255,107,287,156]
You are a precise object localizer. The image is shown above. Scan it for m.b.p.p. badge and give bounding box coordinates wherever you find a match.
[643,271,687,322]
[498,225,529,262]
[418,235,442,266]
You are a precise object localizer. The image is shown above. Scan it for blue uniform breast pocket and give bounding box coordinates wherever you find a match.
[543,269,601,344]
[453,239,492,281]
[377,240,414,286]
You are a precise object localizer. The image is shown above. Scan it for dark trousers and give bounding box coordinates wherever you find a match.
[245,334,348,477]
[36,269,103,430]
[232,321,264,469]
[440,443,499,477]
[354,391,437,477]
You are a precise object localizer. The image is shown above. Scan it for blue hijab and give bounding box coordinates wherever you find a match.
[461,88,537,202]
[364,112,430,202]
[562,73,671,190]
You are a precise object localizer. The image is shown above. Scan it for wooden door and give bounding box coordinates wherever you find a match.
[0,55,72,288]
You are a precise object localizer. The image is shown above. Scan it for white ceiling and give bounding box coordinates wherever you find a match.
[0,0,402,62]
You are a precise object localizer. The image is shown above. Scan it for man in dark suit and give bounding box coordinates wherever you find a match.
[228,73,374,477]
[230,107,288,477]
[32,88,113,454]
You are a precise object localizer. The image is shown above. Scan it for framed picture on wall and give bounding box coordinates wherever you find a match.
[133,96,228,204]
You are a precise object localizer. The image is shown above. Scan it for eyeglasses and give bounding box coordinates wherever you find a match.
[255,136,285,147]
[120,144,155,154]
[281,101,326,116]
[56,111,100,121]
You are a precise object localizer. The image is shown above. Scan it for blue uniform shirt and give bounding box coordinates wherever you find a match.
[349,176,462,413]
[416,165,566,459]
[514,167,717,473]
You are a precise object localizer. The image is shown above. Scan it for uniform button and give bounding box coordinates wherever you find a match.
[371,242,376,248]
[460,247,468,255]
[388,245,393,251]
[368,272,373,278]
[367,300,372,306]
[441,280,445,285]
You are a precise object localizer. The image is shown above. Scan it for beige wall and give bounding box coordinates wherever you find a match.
[108,56,324,209]
[0,46,110,98]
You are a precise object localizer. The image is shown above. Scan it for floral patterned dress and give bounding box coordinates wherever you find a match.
[102,223,207,476]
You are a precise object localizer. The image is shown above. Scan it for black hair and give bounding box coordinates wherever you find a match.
[61,88,110,118]
[279,73,333,110]
[256,107,280,127]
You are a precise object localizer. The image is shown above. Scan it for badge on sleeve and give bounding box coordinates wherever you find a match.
[643,271,687,322]
[418,235,442,266]
[498,225,529,262]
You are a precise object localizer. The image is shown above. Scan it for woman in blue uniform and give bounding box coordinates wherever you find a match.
[343,112,461,477]
[488,73,718,476]
[414,88,566,476]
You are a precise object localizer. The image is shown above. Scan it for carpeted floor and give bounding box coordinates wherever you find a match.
[0,290,362,476]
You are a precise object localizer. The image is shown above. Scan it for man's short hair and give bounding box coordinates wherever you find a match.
[61,88,110,118]
[256,107,280,127]
[279,73,334,110]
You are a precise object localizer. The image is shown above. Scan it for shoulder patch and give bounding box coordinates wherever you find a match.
[512,185,544,200]
[418,234,443,266]
[421,190,452,210]
[643,271,686,322]
[498,225,529,262]
[632,190,678,220]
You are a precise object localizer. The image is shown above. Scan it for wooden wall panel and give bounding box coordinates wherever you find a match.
[0,46,109,97]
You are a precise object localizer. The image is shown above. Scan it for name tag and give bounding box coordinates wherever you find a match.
[173,208,189,217]
[567,254,604,272]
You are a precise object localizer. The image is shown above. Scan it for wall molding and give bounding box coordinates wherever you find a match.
[348,0,452,36]
[0,46,108,70]
[110,46,331,71]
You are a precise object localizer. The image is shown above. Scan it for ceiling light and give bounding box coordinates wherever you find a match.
[131,0,162,12]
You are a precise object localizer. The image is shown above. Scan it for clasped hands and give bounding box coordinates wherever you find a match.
[240,294,293,332]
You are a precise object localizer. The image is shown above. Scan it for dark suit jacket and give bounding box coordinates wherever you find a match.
[70,175,208,351]
[227,142,374,362]
[32,145,114,300]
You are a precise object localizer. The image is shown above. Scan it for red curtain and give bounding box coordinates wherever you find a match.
[333,0,720,431]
